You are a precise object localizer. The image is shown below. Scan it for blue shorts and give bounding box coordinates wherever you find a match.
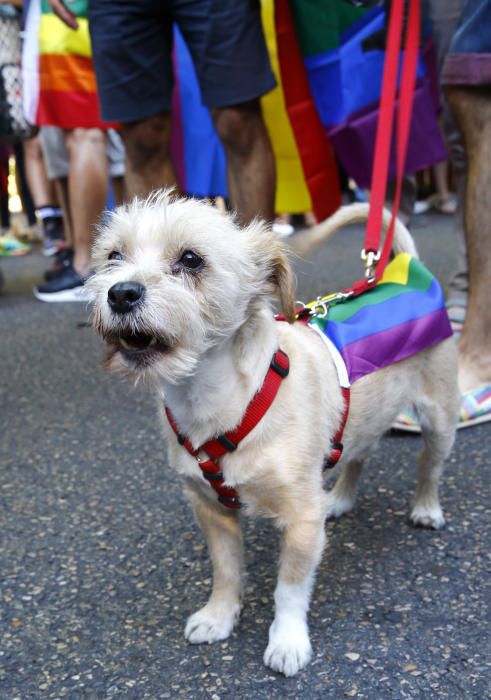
[88,0,276,123]
[442,0,491,85]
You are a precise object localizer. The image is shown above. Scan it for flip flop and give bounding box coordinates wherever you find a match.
[429,193,458,215]
[460,384,491,428]
[0,235,31,256]
[446,297,467,337]
[393,384,491,433]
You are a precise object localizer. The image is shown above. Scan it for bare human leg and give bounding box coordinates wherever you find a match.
[64,128,108,277]
[446,85,491,392]
[23,135,56,209]
[121,114,177,200]
[212,99,275,226]
[53,177,72,247]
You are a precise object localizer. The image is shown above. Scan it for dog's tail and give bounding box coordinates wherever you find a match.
[291,202,419,259]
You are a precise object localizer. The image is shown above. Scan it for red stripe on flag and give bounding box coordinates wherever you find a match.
[274,0,341,222]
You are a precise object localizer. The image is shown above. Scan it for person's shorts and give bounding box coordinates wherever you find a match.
[442,0,491,86]
[39,127,126,180]
[88,0,276,123]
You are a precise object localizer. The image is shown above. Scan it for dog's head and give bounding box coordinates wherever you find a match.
[89,191,296,384]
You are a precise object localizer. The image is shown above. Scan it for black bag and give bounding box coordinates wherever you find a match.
[0,6,37,142]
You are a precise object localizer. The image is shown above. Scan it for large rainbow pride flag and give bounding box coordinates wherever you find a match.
[36,0,110,129]
[308,254,453,386]
[170,0,341,218]
[275,0,446,190]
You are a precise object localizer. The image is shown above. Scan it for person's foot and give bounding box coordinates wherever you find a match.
[43,237,65,257]
[446,297,467,337]
[44,247,74,281]
[273,213,294,238]
[0,234,31,256]
[42,216,65,257]
[429,193,458,215]
[33,265,92,302]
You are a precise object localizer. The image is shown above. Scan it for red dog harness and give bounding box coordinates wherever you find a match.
[165,342,350,509]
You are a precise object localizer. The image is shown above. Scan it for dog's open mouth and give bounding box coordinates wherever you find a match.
[108,330,171,363]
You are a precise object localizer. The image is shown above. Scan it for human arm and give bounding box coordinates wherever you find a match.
[47,0,79,29]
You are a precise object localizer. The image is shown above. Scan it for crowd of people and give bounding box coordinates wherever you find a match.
[0,0,490,427]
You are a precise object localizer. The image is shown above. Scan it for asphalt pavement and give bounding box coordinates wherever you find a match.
[0,210,490,699]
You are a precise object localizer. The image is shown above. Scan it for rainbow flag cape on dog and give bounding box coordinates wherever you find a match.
[308,254,453,386]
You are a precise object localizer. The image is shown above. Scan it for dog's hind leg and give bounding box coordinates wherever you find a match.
[410,398,458,530]
[264,503,326,676]
[184,489,243,644]
[325,459,364,520]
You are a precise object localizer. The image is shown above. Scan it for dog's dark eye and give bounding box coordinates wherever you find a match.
[108,250,123,261]
[178,250,204,271]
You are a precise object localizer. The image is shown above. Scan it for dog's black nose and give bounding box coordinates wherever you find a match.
[107,282,145,314]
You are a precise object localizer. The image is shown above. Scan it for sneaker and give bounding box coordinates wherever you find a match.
[43,237,65,257]
[44,247,74,281]
[33,265,92,302]
[42,216,65,257]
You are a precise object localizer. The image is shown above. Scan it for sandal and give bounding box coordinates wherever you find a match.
[393,384,491,433]
[429,193,458,215]
[0,234,31,256]
[446,297,467,337]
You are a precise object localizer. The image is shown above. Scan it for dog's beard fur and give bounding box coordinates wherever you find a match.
[88,191,295,386]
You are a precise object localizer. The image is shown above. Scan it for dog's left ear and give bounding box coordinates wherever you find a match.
[245,221,297,323]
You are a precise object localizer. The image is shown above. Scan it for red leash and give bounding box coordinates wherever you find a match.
[346,0,421,298]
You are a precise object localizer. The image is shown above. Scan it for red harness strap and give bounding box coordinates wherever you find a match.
[324,386,350,470]
[165,349,290,509]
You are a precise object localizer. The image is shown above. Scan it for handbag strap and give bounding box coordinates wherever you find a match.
[345,0,421,299]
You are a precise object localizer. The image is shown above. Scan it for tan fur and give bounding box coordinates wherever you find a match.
[89,192,460,677]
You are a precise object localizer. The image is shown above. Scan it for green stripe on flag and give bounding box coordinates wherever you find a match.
[320,258,435,323]
[289,0,369,56]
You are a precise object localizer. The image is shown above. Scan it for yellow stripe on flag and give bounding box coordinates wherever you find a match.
[39,14,91,58]
[379,253,411,286]
[261,0,311,214]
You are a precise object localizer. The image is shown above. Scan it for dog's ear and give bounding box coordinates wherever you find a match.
[244,221,297,323]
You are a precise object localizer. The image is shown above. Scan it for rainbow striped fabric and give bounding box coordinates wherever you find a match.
[37,0,109,129]
[308,254,453,385]
[171,0,333,213]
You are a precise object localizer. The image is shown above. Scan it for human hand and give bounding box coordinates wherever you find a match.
[48,0,79,29]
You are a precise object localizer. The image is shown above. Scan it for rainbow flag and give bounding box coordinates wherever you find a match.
[308,254,453,385]
[170,0,339,214]
[37,0,111,129]
[275,0,446,190]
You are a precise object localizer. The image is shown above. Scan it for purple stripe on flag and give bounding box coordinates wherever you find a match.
[341,307,452,383]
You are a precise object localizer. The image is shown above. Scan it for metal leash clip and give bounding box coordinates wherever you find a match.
[361,248,381,283]
[306,290,354,319]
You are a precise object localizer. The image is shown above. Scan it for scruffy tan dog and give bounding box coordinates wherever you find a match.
[88,192,459,677]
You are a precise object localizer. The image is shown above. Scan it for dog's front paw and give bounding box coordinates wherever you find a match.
[410,504,445,530]
[185,602,240,644]
[325,491,356,520]
[263,618,312,677]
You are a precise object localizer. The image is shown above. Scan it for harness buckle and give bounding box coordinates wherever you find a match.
[270,352,290,378]
[323,442,344,470]
[218,495,241,508]
[217,434,237,452]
